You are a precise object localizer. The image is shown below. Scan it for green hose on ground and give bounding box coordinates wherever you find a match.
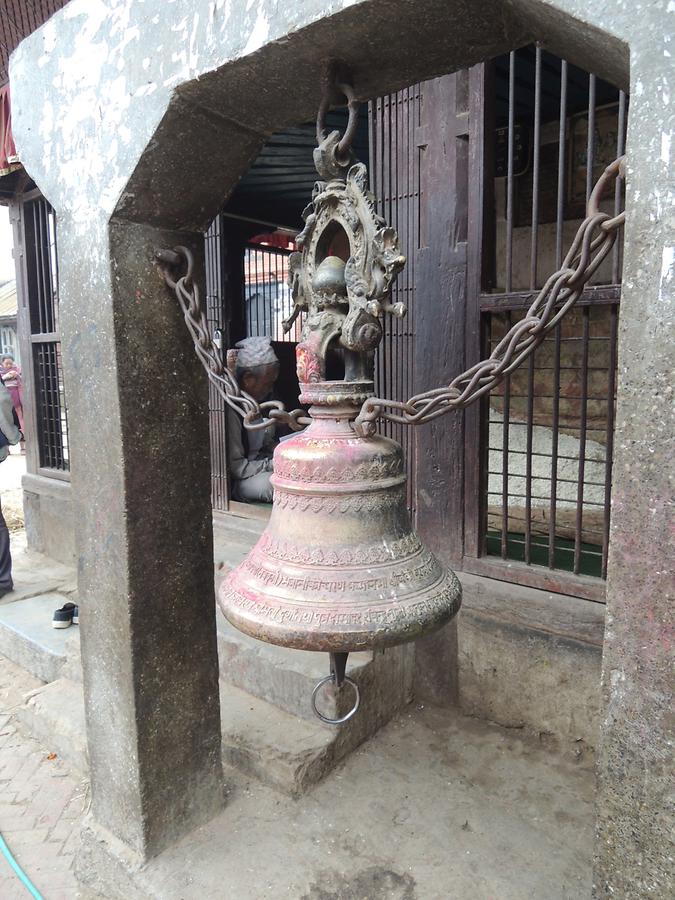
[0,830,44,899]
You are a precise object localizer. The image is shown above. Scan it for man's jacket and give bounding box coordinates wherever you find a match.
[0,382,22,462]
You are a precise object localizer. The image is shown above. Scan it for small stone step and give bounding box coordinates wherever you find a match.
[15,677,89,773]
[13,673,342,797]
[212,512,263,581]
[216,609,373,721]
[0,539,78,605]
[213,511,267,540]
[0,593,79,682]
[220,681,336,796]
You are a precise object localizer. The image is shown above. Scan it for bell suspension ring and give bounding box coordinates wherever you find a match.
[311,652,361,725]
[156,64,625,725]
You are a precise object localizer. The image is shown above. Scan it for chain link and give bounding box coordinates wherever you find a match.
[316,72,360,162]
[155,246,309,433]
[353,156,627,437]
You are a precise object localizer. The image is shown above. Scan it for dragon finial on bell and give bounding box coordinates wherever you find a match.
[219,67,461,724]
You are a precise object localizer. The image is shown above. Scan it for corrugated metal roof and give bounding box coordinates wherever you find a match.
[226,109,369,229]
[0,280,17,318]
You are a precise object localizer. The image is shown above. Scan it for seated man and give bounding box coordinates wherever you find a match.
[227,337,280,503]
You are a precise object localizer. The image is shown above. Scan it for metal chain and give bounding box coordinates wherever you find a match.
[155,246,309,432]
[353,156,627,437]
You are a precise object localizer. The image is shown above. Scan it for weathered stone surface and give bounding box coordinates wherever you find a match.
[22,473,76,565]
[219,681,336,796]
[416,573,605,751]
[457,596,603,754]
[9,0,673,893]
[16,677,89,774]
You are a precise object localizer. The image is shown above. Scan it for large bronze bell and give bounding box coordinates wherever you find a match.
[220,379,461,653]
[219,76,462,722]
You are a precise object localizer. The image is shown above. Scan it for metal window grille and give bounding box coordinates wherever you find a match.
[244,243,300,342]
[205,214,228,510]
[23,197,69,472]
[369,86,421,514]
[479,46,626,589]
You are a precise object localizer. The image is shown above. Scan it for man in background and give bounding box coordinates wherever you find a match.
[0,380,22,595]
[227,337,280,503]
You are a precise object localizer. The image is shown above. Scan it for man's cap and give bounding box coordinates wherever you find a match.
[234,336,279,369]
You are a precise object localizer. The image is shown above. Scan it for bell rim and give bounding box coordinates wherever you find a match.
[218,569,462,654]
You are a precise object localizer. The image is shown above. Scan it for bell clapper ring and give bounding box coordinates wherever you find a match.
[311,652,360,725]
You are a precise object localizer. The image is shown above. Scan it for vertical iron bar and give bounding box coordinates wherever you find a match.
[529,45,542,291]
[574,307,590,574]
[556,60,568,269]
[384,91,393,436]
[586,74,596,204]
[249,246,254,335]
[256,244,269,337]
[393,91,400,417]
[382,93,390,423]
[53,343,62,467]
[48,208,59,333]
[524,350,535,564]
[249,247,254,336]
[46,343,54,466]
[260,248,265,336]
[368,99,375,192]
[548,323,562,567]
[376,95,385,407]
[395,90,404,483]
[265,247,269,336]
[501,311,511,559]
[602,304,619,578]
[35,202,48,333]
[266,248,272,336]
[41,201,54,333]
[244,247,249,335]
[410,85,416,509]
[251,246,255,335]
[33,203,46,334]
[261,248,267,336]
[46,345,52,467]
[410,84,419,515]
[612,91,627,283]
[257,247,262,336]
[505,52,515,293]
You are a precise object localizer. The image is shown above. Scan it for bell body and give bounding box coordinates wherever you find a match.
[219,382,461,653]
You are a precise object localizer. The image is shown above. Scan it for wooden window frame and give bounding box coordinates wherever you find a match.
[9,187,70,482]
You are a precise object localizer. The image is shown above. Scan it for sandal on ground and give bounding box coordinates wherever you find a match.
[52,602,79,629]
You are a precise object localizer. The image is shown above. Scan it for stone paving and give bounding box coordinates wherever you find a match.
[0,654,86,900]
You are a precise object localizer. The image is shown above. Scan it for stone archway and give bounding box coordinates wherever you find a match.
[9,1,673,897]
